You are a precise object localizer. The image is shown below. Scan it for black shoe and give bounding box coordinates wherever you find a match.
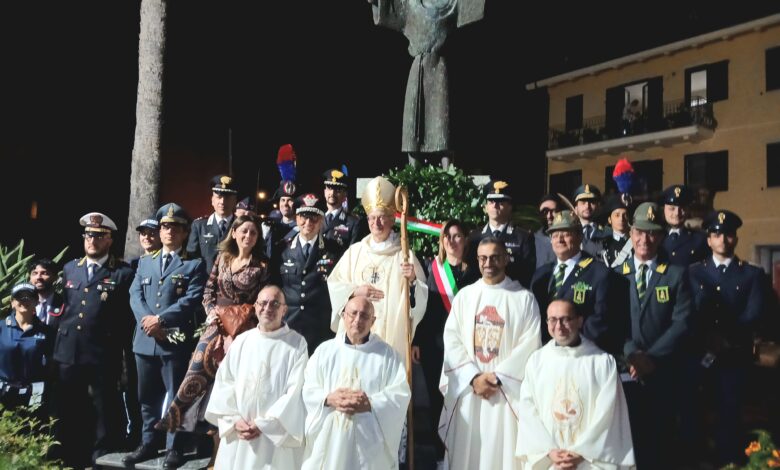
[122,444,160,464]
[162,449,184,469]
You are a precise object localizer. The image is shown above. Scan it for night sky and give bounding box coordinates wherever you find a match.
[3,2,780,259]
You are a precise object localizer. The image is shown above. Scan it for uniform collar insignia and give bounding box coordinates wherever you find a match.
[578,257,593,268]
[656,263,668,274]
[77,256,87,267]
[151,249,161,259]
[622,262,631,275]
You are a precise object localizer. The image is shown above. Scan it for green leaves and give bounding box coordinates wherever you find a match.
[0,405,65,470]
[0,241,69,314]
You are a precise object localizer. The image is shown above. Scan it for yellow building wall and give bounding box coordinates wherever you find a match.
[546,24,780,262]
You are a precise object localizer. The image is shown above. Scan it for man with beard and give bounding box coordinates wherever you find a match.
[187,175,239,273]
[29,258,63,328]
[52,213,135,469]
[535,194,560,269]
[572,184,606,256]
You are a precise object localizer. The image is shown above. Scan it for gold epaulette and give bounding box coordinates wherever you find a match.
[578,257,593,269]
[656,263,668,274]
[622,262,631,275]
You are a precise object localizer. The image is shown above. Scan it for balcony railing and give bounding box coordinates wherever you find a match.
[548,98,716,151]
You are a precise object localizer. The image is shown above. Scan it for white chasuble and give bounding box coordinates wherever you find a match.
[301,334,411,470]
[439,277,541,470]
[204,326,308,470]
[516,338,635,470]
[327,233,428,365]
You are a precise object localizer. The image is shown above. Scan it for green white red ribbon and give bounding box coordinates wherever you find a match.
[394,212,442,237]
[431,258,459,312]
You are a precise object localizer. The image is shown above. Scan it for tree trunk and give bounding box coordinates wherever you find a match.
[124,0,166,259]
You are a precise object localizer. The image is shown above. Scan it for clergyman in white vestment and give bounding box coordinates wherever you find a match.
[440,238,542,470]
[302,296,411,470]
[327,176,428,366]
[205,286,309,470]
[516,299,635,470]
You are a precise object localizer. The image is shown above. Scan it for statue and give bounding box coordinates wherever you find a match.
[368,0,485,155]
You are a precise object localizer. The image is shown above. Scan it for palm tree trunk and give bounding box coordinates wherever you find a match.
[124,0,167,259]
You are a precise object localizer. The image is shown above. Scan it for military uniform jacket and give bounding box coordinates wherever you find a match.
[616,259,692,361]
[129,249,208,356]
[322,208,364,256]
[534,228,556,269]
[468,223,536,288]
[275,234,340,353]
[661,228,708,266]
[264,219,296,259]
[53,255,134,366]
[187,213,234,274]
[688,257,766,364]
[531,254,624,354]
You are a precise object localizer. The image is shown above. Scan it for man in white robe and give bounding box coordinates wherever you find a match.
[440,237,542,470]
[327,176,428,365]
[302,296,411,470]
[516,299,635,470]
[205,286,309,470]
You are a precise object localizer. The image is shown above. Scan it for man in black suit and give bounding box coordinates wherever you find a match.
[187,174,238,273]
[572,183,607,257]
[617,202,692,469]
[275,193,341,354]
[321,168,364,258]
[52,212,135,469]
[29,258,64,329]
[661,184,708,266]
[534,194,560,269]
[467,178,535,288]
[531,210,622,354]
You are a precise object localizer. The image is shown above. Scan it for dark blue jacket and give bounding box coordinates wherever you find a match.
[661,228,708,266]
[0,313,52,383]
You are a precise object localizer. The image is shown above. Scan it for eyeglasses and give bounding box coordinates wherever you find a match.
[367,214,393,224]
[546,316,575,327]
[343,310,373,322]
[477,254,505,265]
[83,232,109,240]
[539,208,556,215]
[257,300,285,309]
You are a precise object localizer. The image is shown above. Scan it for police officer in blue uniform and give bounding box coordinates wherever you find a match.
[321,168,365,257]
[187,175,238,274]
[683,210,768,465]
[263,179,299,260]
[52,212,135,469]
[660,184,708,266]
[125,203,208,469]
[275,193,340,354]
[467,179,535,288]
[0,283,53,410]
[616,202,692,469]
[131,218,162,272]
[573,184,607,257]
[593,195,633,267]
[531,210,624,354]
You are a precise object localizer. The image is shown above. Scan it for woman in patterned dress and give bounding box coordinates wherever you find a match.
[157,215,269,435]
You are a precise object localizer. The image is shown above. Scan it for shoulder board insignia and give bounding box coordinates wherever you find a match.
[656,263,668,274]
[77,256,87,267]
[151,249,161,259]
[622,262,631,275]
[578,257,593,269]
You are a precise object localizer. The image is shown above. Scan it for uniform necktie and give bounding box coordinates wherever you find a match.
[669,231,679,242]
[219,219,228,239]
[584,225,593,241]
[550,263,566,298]
[162,253,172,273]
[326,213,334,226]
[303,242,310,259]
[637,263,648,299]
[718,264,728,275]
[39,300,47,322]
[87,263,96,281]
[492,230,501,238]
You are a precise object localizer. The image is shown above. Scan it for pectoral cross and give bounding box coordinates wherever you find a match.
[369,267,380,284]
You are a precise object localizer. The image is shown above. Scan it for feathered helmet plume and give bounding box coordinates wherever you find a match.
[612,158,635,206]
[277,144,297,182]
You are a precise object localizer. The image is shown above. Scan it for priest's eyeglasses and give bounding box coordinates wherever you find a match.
[257,300,285,309]
[343,309,373,322]
[546,316,575,327]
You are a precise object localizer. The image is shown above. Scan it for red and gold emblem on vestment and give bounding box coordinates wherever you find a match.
[474,306,505,363]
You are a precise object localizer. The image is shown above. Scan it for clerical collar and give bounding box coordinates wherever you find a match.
[86,254,109,267]
[712,255,733,268]
[345,333,370,345]
[369,231,397,250]
[555,335,582,348]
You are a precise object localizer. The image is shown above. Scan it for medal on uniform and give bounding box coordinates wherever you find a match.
[656,286,669,303]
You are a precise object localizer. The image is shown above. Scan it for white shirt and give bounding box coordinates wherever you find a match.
[209,213,233,226]
[555,252,582,283]
[488,223,507,234]
[713,255,733,269]
[298,234,317,250]
[668,227,681,236]
[86,254,109,269]
[36,293,55,323]
[633,255,657,285]
[612,230,626,242]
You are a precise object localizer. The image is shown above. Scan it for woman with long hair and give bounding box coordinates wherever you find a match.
[412,220,478,461]
[157,215,269,437]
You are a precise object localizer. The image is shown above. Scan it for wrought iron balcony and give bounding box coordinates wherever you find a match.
[547,98,716,160]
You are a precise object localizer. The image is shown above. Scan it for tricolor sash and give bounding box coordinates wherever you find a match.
[394,213,442,236]
[431,258,458,313]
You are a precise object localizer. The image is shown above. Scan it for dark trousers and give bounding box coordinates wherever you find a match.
[56,362,126,469]
[420,345,445,459]
[623,367,679,469]
[135,353,189,450]
[123,350,143,449]
[679,356,748,466]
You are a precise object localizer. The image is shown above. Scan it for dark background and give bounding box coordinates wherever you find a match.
[2,1,779,260]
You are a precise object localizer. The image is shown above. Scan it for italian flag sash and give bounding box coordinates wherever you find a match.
[431,258,458,313]
[394,212,442,236]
